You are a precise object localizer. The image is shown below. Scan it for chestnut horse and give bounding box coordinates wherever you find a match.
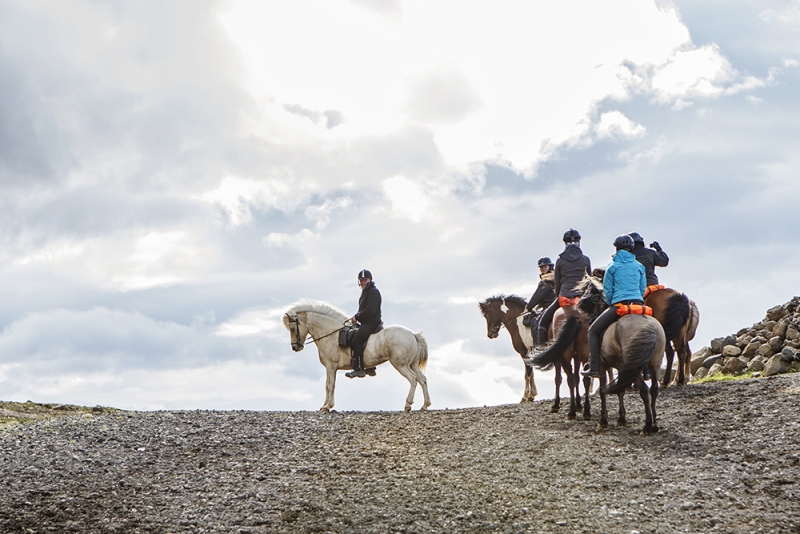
[576,276,667,434]
[478,295,538,402]
[645,289,700,386]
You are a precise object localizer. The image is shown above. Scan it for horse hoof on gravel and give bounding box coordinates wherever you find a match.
[617,419,627,427]
[582,413,591,421]
[319,407,330,413]
[549,405,559,413]
[567,413,576,420]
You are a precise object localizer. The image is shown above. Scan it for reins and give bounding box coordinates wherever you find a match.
[286,313,350,345]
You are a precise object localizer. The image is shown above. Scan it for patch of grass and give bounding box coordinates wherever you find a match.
[693,371,756,384]
[0,401,121,430]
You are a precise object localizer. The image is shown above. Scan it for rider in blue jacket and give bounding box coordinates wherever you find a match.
[583,234,646,378]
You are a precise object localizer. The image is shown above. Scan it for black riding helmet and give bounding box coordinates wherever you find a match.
[628,232,645,246]
[357,269,373,280]
[563,228,581,244]
[613,234,634,252]
[537,256,554,267]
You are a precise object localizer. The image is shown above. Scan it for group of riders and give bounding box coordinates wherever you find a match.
[342,229,669,380]
[526,229,668,378]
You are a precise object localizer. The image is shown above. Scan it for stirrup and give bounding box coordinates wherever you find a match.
[581,363,600,378]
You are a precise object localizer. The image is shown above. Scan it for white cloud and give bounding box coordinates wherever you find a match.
[383,175,431,222]
[595,111,646,140]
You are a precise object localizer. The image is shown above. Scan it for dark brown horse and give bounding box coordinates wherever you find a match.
[527,301,596,420]
[645,289,700,386]
[576,276,667,434]
[479,295,537,402]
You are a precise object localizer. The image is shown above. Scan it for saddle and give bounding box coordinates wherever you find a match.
[643,284,665,299]
[614,304,653,317]
[522,313,533,327]
[338,322,384,348]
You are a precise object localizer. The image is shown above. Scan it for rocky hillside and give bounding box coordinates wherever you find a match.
[691,296,800,380]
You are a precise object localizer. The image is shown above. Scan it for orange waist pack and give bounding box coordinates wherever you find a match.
[615,304,653,317]
[643,284,665,298]
[559,296,581,307]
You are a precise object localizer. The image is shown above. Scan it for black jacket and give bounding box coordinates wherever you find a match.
[632,243,669,286]
[527,271,556,311]
[355,281,382,324]
[554,244,592,297]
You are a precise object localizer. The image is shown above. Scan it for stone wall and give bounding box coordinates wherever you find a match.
[691,296,800,380]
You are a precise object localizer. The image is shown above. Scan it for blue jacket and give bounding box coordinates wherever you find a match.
[603,249,646,306]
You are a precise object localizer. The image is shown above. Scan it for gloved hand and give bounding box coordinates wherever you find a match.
[650,241,662,252]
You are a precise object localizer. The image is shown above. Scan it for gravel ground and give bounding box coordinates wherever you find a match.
[1,374,799,534]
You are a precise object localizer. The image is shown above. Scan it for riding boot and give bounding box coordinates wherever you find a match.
[533,327,547,348]
[345,351,366,379]
[581,333,602,378]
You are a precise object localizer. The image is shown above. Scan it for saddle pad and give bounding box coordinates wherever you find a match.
[558,296,580,307]
[643,284,665,299]
[338,328,355,347]
[614,304,653,317]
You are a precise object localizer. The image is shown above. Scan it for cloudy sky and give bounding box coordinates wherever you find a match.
[1,0,799,412]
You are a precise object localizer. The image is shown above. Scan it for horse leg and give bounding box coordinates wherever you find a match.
[616,391,627,427]
[528,364,538,400]
[683,340,693,384]
[391,363,420,412]
[582,374,592,420]
[320,366,337,413]
[410,362,431,411]
[675,338,688,386]
[522,363,532,403]
[551,364,562,413]
[649,367,660,432]
[637,374,654,435]
[662,342,674,387]
[598,371,609,429]
[564,361,577,420]
[572,356,583,411]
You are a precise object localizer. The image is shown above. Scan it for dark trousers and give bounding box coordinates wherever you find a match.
[587,300,643,371]
[538,299,560,332]
[351,321,380,368]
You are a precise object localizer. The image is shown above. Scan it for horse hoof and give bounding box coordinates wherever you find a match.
[566,413,576,420]
[404,406,412,412]
[549,406,559,413]
[319,407,330,413]
[582,414,591,421]
[617,420,627,427]
[597,422,608,430]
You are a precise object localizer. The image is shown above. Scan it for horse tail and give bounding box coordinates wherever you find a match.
[662,292,690,342]
[414,331,429,371]
[530,315,581,371]
[603,320,660,395]
[686,300,700,341]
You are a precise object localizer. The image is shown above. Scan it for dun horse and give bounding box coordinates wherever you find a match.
[283,299,431,412]
[576,276,667,434]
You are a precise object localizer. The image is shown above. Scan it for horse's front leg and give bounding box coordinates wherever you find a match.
[662,342,675,387]
[565,361,577,420]
[320,366,337,413]
[598,370,609,429]
[550,364,562,413]
[616,390,627,427]
[521,362,533,403]
[572,356,583,410]
[637,374,654,434]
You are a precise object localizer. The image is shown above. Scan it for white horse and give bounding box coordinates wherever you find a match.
[282,299,431,413]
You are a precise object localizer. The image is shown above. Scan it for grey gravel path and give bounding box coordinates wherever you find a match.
[1,373,799,533]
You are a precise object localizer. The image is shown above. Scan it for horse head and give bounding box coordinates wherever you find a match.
[479,295,527,339]
[283,312,309,352]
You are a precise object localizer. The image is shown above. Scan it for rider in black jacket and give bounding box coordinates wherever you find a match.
[527,256,556,345]
[346,269,382,379]
[533,229,592,348]
[628,232,669,286]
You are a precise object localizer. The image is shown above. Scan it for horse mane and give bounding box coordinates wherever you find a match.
[574,273,602,294]
[478,295,527,317]
[282,299,349,329]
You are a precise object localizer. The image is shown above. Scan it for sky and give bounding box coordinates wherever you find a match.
[1,0,799,412]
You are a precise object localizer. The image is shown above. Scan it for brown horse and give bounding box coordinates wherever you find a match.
[576,276,667,434]
[478,295,537,402]
[645,289,700,386]
[526,302,596,420]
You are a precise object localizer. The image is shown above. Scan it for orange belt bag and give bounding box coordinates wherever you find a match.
[558,296,580,307]
[614,304,653,317]
[643,284,665,299]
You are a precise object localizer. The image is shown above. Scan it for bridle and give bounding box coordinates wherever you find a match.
[286,313,349,348]
[488,297,527,335]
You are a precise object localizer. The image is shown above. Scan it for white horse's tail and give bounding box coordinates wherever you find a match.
[414,331,429,371]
